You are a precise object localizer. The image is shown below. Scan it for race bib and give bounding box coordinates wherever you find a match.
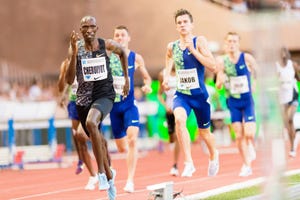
[229,75,249,94]
[177,68,200,90]
[113,76,130,95]
[81,57,107,82]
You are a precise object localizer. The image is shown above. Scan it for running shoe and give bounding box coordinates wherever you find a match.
[84,176,98,190]
[123,181,134,193]
[108,169,117,199]
[208,150,219,177]
[98,173,110,190]
[75,160,84,175]
[289,151,296,158]
[169,166,179,176]
[239,164,252,177]
[181,162,196,177]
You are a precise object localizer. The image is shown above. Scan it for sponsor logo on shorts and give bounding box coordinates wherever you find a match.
[248,116,254,120]
[203,121,210,127]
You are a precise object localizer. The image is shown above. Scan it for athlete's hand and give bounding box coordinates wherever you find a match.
[162,78,170,91]
[141,84,152,94]
[69,31,80,56]
[122,77,130,99]
[184,37,195,54]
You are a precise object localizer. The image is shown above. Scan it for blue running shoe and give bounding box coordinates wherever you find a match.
[107,169,117,200]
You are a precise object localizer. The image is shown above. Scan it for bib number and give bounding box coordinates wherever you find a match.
[229,75,249,94]
[113,76,130,95]
[81,57,107,82]
[177,68,200,90]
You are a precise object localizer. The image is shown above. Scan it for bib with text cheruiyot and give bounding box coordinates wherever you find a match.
[177,68,200,90]
[81,57,107,82]
[229,75,249,94]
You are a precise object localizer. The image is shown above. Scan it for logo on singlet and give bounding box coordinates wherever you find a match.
[239,65,245,69]
[96,53,105,57]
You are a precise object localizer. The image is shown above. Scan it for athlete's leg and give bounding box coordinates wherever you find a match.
[174,107,191,163]
[198,128,216,160]
[75,124,96,176]
[244,121,257,163]
[286,104,297,152]
[125,126,138,183]
[86,108,112,179]
[232,122,248,165]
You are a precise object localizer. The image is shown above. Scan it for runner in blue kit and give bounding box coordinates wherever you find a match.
[216,32,258,177]
[64,16,129,200]
[163,9,219,177]
[109,25,152,193]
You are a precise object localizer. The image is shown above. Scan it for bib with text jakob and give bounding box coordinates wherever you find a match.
[177,68,200,90]
[81,57,107,82]
[229,75,249,94]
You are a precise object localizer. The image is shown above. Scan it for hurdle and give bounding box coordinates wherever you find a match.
[147,181,174,200]
[0,100,66,169]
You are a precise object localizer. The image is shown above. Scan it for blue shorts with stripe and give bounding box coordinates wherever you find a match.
[67,101,79,120]
[110,101,139,139]
[227,96,256,123]
[173,92,211,129]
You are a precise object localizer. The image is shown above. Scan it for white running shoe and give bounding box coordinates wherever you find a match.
[208,150,219,177]
[98,173,110,190]
[248,143,256,162]
[169,167,179,176]
[84,176,98,190]
[123,181,134,193]
[181,162,196,177]
[239,165,252,177]
[289,151,296,158]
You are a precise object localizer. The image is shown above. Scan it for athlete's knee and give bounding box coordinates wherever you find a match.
[175,117,186,130]
[85,119,98,135]
[127,136,137,148]
[198,129,211,139]
[287,117,294,125]
[117,145,127,153]
[235,135,244,143]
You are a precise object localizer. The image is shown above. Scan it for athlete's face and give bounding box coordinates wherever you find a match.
[80,18,98,42]
[175,14,193,35]
[225,34,240,53]
[113,29,130,48]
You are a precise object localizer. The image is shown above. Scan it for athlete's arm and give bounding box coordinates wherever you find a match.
[157,70,167,108]
[163,42,174,91]
[135,53,152,94]
[106,39,129,97]
[189,36,216,72]
[293,61,300,81]
[58,59,69,93]
[245,53,258,79]
[245,53,258,92]
[65,31,79,85]
[215,56,225,89]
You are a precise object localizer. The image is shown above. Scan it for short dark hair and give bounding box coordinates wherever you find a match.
[80,16,96,25]
[115,25,129,33]
[174,9,193,23]
[225,32,240,40]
